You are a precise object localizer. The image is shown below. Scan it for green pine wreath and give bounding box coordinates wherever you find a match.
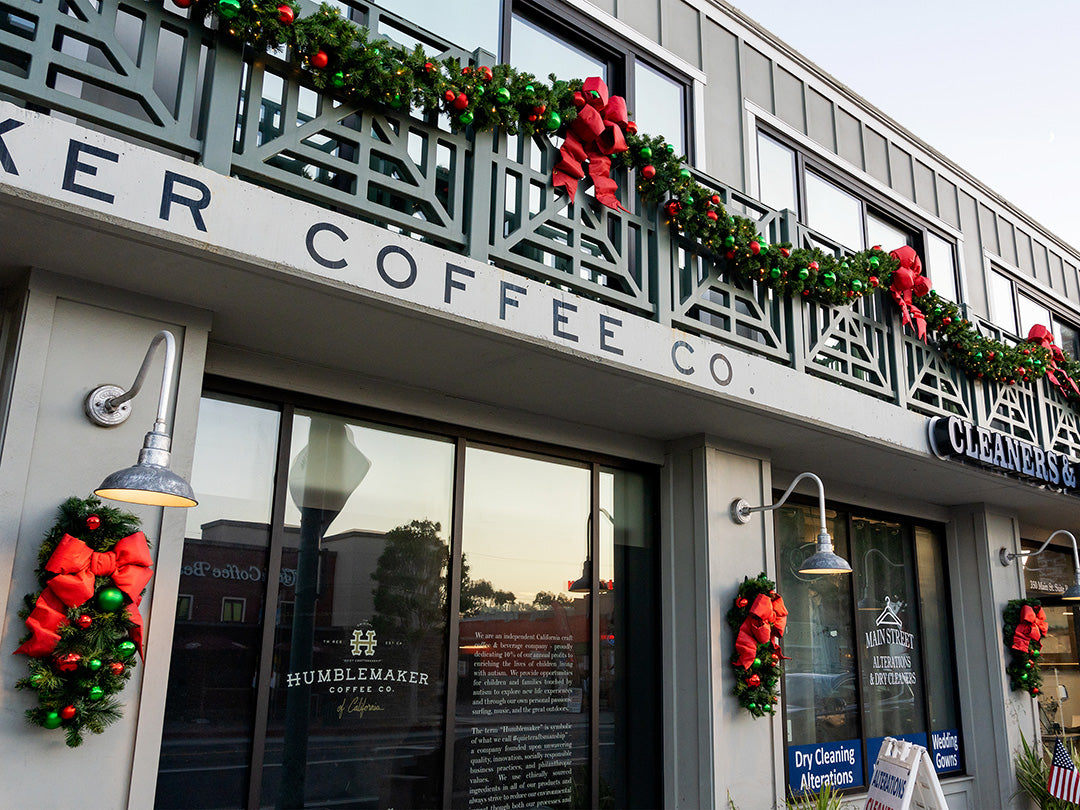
[1002,597,1045,698]
[14,497,149,747]
[726,573,786,718]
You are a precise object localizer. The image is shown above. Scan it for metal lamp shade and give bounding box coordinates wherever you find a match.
[95,429,197,508]
[798,530,852,575]
[568,560,591,593]
[1063,583,1080,601]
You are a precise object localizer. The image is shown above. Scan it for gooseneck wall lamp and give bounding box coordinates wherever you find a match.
[1000,529,1080,600]
[568,507,614,593]
[84,330,197,508]
[730,472,852,575]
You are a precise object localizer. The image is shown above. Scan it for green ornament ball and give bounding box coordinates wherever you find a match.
[665,144,675,154]
[747,702,757,710]
[841,262,850,271]
[495,87,511,104]
[678,168,691,180]
[89,686,105,701]
[332,71,345,88]
[42,712,62,730]
[724,235,735,248]
[640,146,652,159]
[117,640,137,658]
[752,657,762,668]
[798,268,809,280]
[524,84,534,95]
[852,279,863,291]
[546,111,562,131]
[823,272,837,287]
[29,673,44,688]
[869,256,880,267]
[87,658,102,672]
[459,111,474,125]
[1021,672,1029,681]
[97,587,125,612]
[1033,648,1041,657]
[770,268,781,279]
[218,0,240,18]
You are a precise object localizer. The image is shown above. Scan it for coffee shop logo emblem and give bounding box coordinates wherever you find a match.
[350,628,377,657]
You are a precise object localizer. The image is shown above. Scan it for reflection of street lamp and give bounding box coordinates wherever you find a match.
[568,507,614,593]
[1000,529,1080,600]
[280,417,370,809]
[857,547,905,611]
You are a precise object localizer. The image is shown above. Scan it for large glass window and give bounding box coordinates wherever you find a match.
[510,13,608,84]
[157,391,659,809]
[776,501,960,794]
[926,233,959,302]
[805,171,864,251]
[634,61,685,157]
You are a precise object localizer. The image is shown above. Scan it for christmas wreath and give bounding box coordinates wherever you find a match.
[13,497,153,746]
[1002,597,1046,697]
[726,573,787,717]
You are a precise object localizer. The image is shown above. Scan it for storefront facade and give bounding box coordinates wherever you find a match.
[0,1,1077,808]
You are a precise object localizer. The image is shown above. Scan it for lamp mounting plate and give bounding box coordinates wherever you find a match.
[85,384,131,427]
[1000,547,1018,567]
[730,498,751,524]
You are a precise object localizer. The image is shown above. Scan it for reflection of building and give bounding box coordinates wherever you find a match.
[0,0,1076,807]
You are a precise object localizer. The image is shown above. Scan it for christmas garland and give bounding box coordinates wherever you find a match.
[180,0,1080,407]
[13,497,153,746]
[726,573,787,718]
[1002,598,1046,698]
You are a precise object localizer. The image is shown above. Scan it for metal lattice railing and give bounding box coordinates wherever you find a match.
[3,0,1079,447]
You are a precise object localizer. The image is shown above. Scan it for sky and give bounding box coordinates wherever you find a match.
[728,1,1080,252]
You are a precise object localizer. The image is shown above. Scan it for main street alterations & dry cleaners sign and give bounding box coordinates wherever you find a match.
[927,415,1079,492]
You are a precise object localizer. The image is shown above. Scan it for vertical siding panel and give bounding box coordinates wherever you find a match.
[661,1,701,69]
[1033,241,1051,290]
[998,220,1018,268]
[863,127,889,186]
[1015,230,1035,279]
[619,0,660,41]
[888,143,914,201]
[805,88,834,152]
[773,67,805,133]
[701,20,743,187]
[978,203,1000,257]
[913,161,937,217]
[835,107,863,170]
[959,191,988,313]
[937,177,960,229]
[741,45,773,113]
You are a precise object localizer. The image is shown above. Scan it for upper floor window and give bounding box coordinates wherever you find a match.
[988,269,1080,359]
[756,129,959,301]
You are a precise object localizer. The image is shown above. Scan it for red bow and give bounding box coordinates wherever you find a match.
[889,246,931,340]
[552,77,631,212]
[1027,324,1080,397]
[734,593,788,670]
[14,532,153,658]
[1012,604,1049,653]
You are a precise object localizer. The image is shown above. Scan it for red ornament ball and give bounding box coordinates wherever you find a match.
[60,705,77,720]
[109,662,125,676]
[55,653,81,672]
[780,248,790,258]
[749,241,760,255]
[444,90,456,102]
[75,614,93,629]
[808,261,819,271]
[736,596,748,608]
[452,93,469,110]
[770,654,780,666]
[710,194,721,206]
[626,120,637,134]
[173,0,193,7]
[277,4,295,24]
[707,210,718,221]
[480,66,493,81]
[641,165,656,180]
[747,674,761,687]
[86,515,101,530]
[310,50,329,69]
[725,250,735,260]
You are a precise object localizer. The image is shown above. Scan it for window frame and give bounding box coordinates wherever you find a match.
[157,374,661,810]
[220,596,247,623]
[986,265,1080,356]
[503,0,695,162]
[775,495,964,793]
[755,126,961,301]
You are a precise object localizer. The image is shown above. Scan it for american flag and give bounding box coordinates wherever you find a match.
[1048,738,1080,803]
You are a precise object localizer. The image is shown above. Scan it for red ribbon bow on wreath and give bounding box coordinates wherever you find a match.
[552,77,631,212]
[1027,324,1080,397]
[1011,604,1049,653]
[14,532,153,658]
[734,593,789,670]
[889,246,931,340]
